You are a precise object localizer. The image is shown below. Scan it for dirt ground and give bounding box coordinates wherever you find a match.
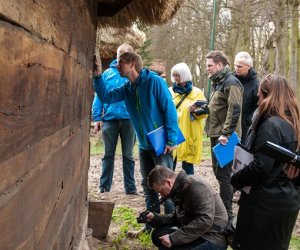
[87,153,300,249]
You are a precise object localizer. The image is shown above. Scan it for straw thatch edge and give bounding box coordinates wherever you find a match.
[96,25,146,58]
[97,0,184,28]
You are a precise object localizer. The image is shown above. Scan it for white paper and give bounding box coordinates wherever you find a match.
[232,145,254,194]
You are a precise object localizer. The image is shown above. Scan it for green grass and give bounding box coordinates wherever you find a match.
[90,135,103,156]
[110,206,153,249]
[290,236,300,250]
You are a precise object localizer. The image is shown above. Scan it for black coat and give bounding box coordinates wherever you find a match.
[235,68,259,144]
[231,116,300,250]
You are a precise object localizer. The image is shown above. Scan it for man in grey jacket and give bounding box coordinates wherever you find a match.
[146,166,228,250]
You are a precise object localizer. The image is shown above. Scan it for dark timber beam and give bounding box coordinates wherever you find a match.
[97,0,134,17]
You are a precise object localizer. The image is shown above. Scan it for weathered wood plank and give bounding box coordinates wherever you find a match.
[0,21,94,163]
[0,0,97,65]
[0,118,90,249]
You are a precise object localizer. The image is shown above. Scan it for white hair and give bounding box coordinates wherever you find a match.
[235,51,253,67]
[117,43,133,61]
[171,62,192,83]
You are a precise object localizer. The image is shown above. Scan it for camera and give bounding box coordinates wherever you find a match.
[136,197,167,223]
[136,210,149,223]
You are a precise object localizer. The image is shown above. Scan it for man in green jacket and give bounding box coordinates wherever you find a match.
[205,50,243,218]
[146,166,228,249]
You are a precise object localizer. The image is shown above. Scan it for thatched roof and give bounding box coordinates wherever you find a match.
[96,25,146,58]
[97,0,184,28]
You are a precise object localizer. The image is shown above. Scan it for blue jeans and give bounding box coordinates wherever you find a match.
[100,119,136,194]
[139,149,174,214]
[152,224,227,250]
[173,157,194,175]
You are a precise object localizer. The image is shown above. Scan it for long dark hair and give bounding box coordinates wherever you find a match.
[259,74,300,150]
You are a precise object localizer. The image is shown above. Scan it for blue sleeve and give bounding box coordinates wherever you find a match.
[151,76,178,146]
[93,74,125,103]
[92,93,103,122]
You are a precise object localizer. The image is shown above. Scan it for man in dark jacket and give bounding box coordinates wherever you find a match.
[234,51,259,144]
[146,166,228,250]
[205,50,243,218]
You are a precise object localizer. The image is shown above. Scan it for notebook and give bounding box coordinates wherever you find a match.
[147,126,185,156]
[193,100,208,107]
[212,132,240,168]
[232,144,253,194]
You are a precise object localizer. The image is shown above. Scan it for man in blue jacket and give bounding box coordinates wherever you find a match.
[93,51,178,217]
[92,44,137,195]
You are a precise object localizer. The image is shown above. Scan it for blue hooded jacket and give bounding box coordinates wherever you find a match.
[93,68,178,150]
[92,59,130,122]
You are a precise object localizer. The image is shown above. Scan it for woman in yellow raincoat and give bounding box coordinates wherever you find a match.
[169,62,208,175]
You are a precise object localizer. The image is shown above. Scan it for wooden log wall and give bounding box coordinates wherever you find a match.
[0,0,97,249]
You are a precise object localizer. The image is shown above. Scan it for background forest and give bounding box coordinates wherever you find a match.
[140,0,300,99]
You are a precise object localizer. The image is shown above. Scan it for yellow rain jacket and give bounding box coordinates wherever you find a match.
[169,87,208,164]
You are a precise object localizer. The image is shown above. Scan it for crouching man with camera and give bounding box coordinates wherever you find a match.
[146,166,228,250]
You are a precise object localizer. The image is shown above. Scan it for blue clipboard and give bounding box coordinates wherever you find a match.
[147,126,185,156]
[212,132,240,168]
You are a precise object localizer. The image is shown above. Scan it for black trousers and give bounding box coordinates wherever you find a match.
[210,137,233,218]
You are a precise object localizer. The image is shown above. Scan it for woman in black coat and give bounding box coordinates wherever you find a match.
[231,74,300,250]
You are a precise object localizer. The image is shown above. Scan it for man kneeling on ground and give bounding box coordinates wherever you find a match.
[146,166,228,250]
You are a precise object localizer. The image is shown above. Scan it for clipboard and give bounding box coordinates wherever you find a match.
[256,141,300,168]
[147,126,185,156]
[212,132,240,168]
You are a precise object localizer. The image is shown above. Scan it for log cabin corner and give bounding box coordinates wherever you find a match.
[0,0,183,249]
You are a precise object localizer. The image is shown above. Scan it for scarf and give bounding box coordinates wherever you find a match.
[209,65,230,83]
[172,81,193,94]
[244,109,263,149]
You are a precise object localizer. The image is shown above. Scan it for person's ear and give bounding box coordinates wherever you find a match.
[165,179,172,188]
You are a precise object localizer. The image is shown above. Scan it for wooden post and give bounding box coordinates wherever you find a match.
[88,201,115,239]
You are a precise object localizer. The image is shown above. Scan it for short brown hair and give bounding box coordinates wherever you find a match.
[119,51,143,73]
[148,166,176,188]
[206,50,230,66]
